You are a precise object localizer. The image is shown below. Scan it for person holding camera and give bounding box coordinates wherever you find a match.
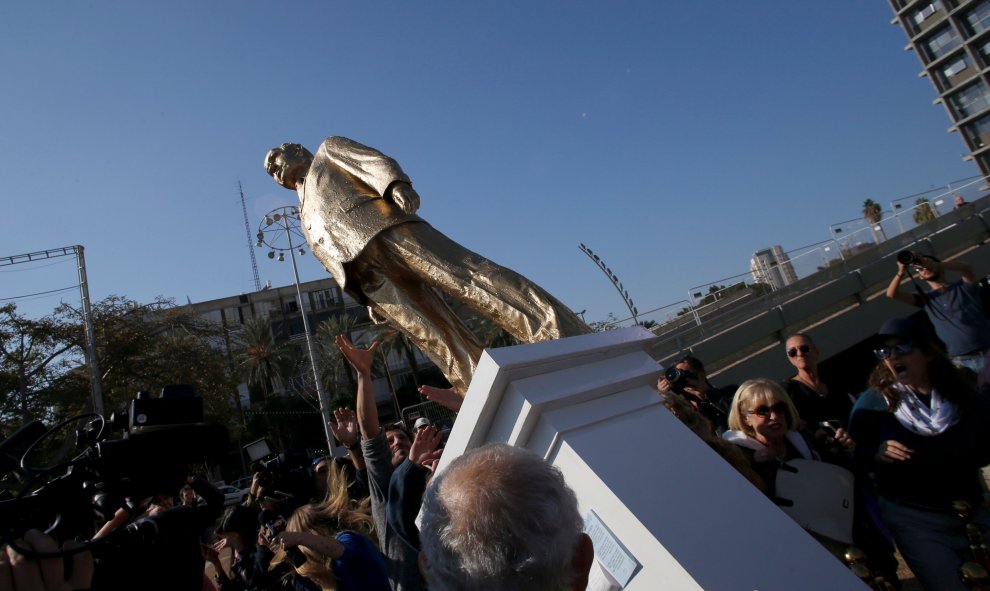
[657,355,733,435]
[887,251,990,374]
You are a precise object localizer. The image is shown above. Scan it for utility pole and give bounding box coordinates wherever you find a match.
[0,246,104,416]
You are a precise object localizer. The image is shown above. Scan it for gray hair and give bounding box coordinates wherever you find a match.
[419,443,585,591]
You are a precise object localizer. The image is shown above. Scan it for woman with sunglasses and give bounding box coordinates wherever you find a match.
[849,317,990,591]
[723,379,829,496]
[783,333,853,432]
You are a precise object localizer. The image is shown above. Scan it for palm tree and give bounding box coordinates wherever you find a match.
[862,199,887,244]
[470,315,518,349]
[913,197,938,225]
[314,312,360,406]
[378,327,423,388]
[236,315,295,397]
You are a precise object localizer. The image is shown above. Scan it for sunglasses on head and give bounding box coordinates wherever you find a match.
[787,344,812,358]
[874,342,916,360]
[744,402,788,418]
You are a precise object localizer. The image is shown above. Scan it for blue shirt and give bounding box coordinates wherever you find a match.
[333,531,391,591]
[918,280,990,356]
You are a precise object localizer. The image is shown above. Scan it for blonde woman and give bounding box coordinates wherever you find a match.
[270,462,389,591]
[724,379,853,494]
[723,379,817,496]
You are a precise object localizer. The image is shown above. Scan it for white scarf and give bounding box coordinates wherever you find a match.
[891,383,959,436]
[721,430,818,463]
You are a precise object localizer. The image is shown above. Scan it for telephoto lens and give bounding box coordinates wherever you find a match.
[896,250,916,265]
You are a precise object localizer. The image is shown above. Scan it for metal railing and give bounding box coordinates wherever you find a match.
[626,176,990,353]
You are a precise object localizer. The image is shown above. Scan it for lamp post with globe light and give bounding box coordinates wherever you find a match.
[256,206,336,456]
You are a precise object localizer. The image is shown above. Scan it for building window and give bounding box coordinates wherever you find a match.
[965,0,990,36]
[937,53,972,90]
[313,288,340,310]
[950,81,990,119]
[924,25,961,61]
[913,1,943,27]
[943,54,970,78]
[963,113,990,148]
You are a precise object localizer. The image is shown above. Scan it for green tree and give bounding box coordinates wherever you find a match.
[314,312,361,407]
[470,315,519,349]
[78,296,240,426]
[236,314,296,399]
[0,304,76,427]
[589,312,621,332]
[913,197,938,225]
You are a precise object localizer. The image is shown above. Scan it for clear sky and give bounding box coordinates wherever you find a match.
[0,2,979,326]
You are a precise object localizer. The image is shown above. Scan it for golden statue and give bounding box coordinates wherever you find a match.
[264,137,589,394]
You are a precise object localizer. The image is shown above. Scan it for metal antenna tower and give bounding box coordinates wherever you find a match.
[239,180,262,291]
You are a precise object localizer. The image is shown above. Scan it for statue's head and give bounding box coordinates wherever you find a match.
[264,143,314,190]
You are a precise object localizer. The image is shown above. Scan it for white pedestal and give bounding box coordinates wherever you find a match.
[440,327,866,591]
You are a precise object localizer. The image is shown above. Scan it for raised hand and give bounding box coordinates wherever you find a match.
[335,334,380,376]
[1,530,93,591]
[390,183,420,214]
[418,385,463,412]
[330,408,360,447]
[410,425,443,468]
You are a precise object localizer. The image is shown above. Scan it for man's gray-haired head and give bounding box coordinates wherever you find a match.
[419,443,587,591]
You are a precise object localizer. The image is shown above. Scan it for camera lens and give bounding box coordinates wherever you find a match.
[256,470,275,489]
[897,250,915,265]
[664,367,684,383]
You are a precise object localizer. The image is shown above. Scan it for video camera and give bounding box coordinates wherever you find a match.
[0,385,228,562]
[245,438,316,514]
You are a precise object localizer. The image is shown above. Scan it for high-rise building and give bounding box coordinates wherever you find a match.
[750,245,798,290]
[888,0,990,176]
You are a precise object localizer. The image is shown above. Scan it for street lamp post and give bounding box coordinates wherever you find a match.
[578,243,639,326]
[257,206,336,456]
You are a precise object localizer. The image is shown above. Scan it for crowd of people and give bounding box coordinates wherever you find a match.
[5,251,990,591]
[654,251,990,590]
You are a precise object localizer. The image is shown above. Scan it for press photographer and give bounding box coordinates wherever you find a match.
[657,355,734,434]
[0,385,229,591]
[886,250,990,375]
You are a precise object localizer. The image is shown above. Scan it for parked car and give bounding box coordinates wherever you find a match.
[230,476,253,491]
[215,485,247,507]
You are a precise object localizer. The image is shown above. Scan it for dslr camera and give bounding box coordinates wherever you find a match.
[897,250,919,265]
[664,366,698,387]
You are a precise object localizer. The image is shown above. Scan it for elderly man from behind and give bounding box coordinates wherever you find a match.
[418,443,594,591]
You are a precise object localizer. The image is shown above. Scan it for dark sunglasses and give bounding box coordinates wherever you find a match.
[874,342,916,360]
[744,402,788,418]
[787,344,812,358]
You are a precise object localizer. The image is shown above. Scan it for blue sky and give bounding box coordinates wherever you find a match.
[0,2,979,326]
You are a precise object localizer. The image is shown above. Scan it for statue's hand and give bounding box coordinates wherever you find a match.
[390,183,420,214]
